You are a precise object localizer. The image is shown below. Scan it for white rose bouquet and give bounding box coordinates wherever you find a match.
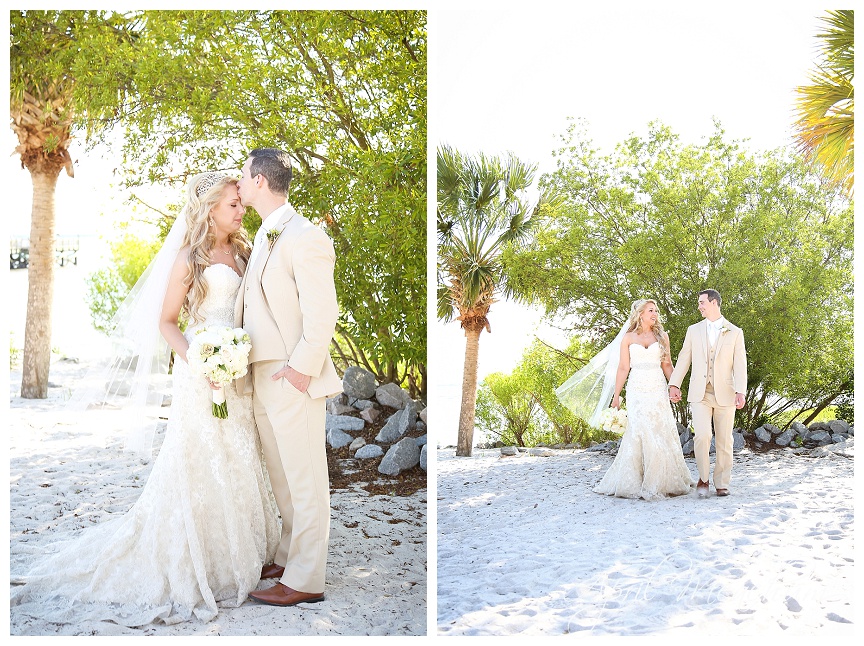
[600,406,628,435]
[187,326,252,418]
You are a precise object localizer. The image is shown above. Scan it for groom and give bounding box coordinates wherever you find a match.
[668,289,747,498]
[235,148,342,606]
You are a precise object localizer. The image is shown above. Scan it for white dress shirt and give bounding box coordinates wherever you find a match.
[707,316,726,346]
[248,203,290,271]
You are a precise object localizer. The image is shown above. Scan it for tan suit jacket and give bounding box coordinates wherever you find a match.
[669,319,747,407]
[235,204,342,400]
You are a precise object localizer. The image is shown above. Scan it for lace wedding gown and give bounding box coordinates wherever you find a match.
[11,264,280,626]
[593,342,693,501]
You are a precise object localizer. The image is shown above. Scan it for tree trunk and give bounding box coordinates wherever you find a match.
[456,326,483,457]
[21,169,59,398]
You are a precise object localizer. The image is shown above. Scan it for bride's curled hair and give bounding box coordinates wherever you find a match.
[179,172,251,324]
[626,299,670,361]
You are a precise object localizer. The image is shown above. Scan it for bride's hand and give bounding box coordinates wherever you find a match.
[207,378,222,391]
[611,394,620,410]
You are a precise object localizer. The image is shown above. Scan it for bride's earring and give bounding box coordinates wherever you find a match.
[209,217,215,227]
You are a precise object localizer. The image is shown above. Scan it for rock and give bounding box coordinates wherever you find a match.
[710,436,716,454]
[764,424,781,436]
[732,431,745,452]
[327,428,354,449]
[679,431,690,445]
[809,421,831,432]
[416,420,426,432]
[342,366,377,400]
[500,446,518,456]
[349,436,366,452]
[776,429,795,447]
[785,596,803,613]
[420,444,427,471]
[360,408,381,424]
[682,439,694,455]
[831,433,847,443]
[419,407,428,425]
[790,421,808,437]
[378,438,420,475]
[754,426,772,442]
[327,401,356,416]
[829,419,850,434]
[326,414,365,432]
[809,430,830,444]
[528,447,556,456]
[353,399,377,410]
[585,441,617,452]
[676,423,689,435]
[375,401,417,443]
[375,383,412,410]
[414,435,427,447]
[355,444,384,459]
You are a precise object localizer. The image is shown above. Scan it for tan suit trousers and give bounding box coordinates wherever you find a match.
[690,383,736,490]
[252,359,329,593]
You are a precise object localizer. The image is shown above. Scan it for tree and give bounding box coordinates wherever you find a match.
[793,9,854,195]
[437,144,560,456]
[11,10,426,398]
[10,11,139,397]
[505,121,853,431]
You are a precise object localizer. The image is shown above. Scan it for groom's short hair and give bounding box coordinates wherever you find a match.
[249,148,292,196]
[699,289,722,305]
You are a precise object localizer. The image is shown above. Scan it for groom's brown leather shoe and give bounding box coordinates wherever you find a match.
[248,583,324,607]
[260,563,285,579]
[715,488,729,497]
[696,480,710,498]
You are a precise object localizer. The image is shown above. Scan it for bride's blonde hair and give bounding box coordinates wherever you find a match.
[180,172,251,324]
[626,299,670,361]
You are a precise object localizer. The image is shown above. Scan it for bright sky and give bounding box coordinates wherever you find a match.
[429,2,837,447]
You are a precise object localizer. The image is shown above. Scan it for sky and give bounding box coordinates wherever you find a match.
[429,3,841,447]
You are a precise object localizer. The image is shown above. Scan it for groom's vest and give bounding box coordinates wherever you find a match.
[706,335,717,387]
[242,264,289,364]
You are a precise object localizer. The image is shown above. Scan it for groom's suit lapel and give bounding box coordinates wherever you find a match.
[699,319,709,363]
[257,205,298,283]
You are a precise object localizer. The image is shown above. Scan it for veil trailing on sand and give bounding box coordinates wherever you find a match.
[64,215,189,457]
[555,322,628,428]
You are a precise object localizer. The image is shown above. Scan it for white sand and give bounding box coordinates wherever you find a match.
[436,446,854,636]
[8,265,426,636]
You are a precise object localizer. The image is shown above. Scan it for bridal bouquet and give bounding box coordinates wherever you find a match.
[187,326,252,418]
[601,407,628,435]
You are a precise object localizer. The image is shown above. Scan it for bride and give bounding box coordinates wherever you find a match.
[557,299,693,500]
[11,172,280,626]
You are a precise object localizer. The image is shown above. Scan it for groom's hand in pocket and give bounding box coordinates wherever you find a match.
[272,365,311,393]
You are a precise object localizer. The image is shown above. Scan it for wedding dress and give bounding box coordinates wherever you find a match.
[593,341,693,501]
[11,263,280,626]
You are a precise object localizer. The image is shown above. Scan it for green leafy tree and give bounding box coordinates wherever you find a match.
[11,10,426,397]
[437,144,560,456]
[505,121,853,430]
[794,9,854,195]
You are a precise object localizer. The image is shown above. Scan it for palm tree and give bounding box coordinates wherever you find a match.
[10,24,76,398]
[793,9,854,195]
[437,144,558,456]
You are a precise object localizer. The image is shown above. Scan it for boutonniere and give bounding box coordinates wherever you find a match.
[265,227,283,250]
[719,324,730,335]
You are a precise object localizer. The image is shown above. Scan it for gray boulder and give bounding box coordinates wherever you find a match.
[809,430,831,444]
[500,446,518,456]
[416,420,426,432]
[360,408,381,425]
[420,444,427,471]
[378,438,421,475]
[764,424,781,437]
[790,421,808,437]
[327,428,354,449]
[776,429,795,447]
[355,444,385,459]
[732,431,745,452]
[375,383,412,410]
[829,419,850,434]
[326,414,365,432]
[349,436,366,453]
[353,399,377,410]
[327,400,356,416]
[342,366,377,400]
[809,421,831,432]
[419,407,428,425]
[755,426,772,442]
[415,434,427,447]
[682,439,694,455]
[375,401,417,443]
[528,447,556,457]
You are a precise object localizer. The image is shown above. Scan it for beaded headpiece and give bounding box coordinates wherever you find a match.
[195,172,231,197]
